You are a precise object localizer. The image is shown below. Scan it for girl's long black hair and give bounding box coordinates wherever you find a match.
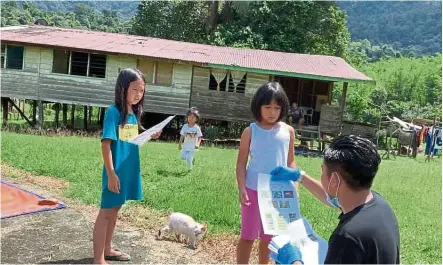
[114,68,146,127]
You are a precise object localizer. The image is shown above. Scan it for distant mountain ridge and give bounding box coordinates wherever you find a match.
[338,1,442,55]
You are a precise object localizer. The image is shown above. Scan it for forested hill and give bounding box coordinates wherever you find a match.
[338,1,442,55]
[22,1,139,19]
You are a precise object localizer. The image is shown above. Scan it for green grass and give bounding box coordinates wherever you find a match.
[1,131,441,263]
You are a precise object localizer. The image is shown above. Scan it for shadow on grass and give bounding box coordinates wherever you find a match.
[156,169,190,178]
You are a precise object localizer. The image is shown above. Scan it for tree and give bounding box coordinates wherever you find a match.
[1,1,129,33]
[131,1,350,57]
[344,54,442,123]
[131,1,208,43]
[211,1,350,56]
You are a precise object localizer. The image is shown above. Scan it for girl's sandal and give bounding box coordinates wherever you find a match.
[104,249,131,262]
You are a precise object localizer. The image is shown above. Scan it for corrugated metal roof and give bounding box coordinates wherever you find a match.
[0,25,372,82]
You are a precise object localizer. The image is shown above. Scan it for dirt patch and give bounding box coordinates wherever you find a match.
[1,164,264,264]
[2,164,68,191]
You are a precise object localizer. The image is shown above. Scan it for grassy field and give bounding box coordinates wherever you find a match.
[1,131,441,263]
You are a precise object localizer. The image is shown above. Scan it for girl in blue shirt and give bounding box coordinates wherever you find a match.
[93,68,161,264]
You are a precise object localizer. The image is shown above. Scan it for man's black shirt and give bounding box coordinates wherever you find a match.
[324,191,400,264]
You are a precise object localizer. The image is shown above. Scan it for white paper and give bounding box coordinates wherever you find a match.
[269,217,329,265]
[129,115,175,146]
[257,173,301,235]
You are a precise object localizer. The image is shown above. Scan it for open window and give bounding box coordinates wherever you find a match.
[208,69,246,93]
[155,61,173,86]
[70,51,88,76]
[230,71,247,93]
[6,45,24,70]
[52,49,70,74]
[1,45,5,69]
[235,73,247,94]
[88,54,106,78]
[209,69,228,91]
[54,50,107,78]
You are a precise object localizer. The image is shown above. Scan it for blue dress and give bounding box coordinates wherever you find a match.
[100,105,142,209]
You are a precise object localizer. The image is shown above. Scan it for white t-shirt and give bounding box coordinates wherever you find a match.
[180,124,203,151]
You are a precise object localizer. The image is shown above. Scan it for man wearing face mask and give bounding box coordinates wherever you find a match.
[270,135,400,264]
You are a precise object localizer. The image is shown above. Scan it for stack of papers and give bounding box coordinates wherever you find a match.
[269,218,328,265]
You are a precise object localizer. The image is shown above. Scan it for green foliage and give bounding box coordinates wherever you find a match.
[339,1,442,55]
[131,1,350,57]
[19,1,140,19]
[0,1,130,33]
[130,1,207,43]
[343,54,442,123]
[348,39,402,64]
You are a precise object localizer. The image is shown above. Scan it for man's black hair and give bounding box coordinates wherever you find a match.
[250,82,289,121]
[324,135,381,190]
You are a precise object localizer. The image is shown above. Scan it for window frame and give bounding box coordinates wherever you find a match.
[153,61,174,87]
[1,44,6,69]
[3,45,24,70]
[51,49,107,79]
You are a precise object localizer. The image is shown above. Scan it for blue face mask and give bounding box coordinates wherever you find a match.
[326,173,342,209]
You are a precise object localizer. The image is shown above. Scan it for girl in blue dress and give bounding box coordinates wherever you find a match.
[92,68,161,264]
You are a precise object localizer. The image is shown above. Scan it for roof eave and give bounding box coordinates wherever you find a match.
[207,63,375,84]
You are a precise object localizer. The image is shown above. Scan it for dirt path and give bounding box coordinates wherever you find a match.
[1,164,247,264]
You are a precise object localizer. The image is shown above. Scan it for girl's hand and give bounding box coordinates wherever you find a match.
[108,171,120,194]
[152,130,162,140]
[238,187,250,206]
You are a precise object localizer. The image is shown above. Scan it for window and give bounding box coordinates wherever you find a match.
[208,74,217,90]
[219,76,227,91]
[1,45,5,69]
[52,49,70,74]
[155,61,173,86]
[137,59,154,84]
[209,69,228,91]
[235,73,247,94]
[6,45,24,70]
[208,70,246,93]
[52,50,107,78]
[89,54,106,78]
[228,75,235,92]
[70,51,88,76]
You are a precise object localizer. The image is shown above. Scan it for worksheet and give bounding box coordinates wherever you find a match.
[129,115,175,146]
[257,173,301,235]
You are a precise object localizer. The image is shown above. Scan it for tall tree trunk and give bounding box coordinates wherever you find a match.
[206,1,219,33]
[220,1,233,23]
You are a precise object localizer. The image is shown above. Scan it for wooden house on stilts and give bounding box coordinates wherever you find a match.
[0,25,373,141]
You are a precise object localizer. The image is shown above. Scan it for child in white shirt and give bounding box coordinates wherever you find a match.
[179,107,203,169]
